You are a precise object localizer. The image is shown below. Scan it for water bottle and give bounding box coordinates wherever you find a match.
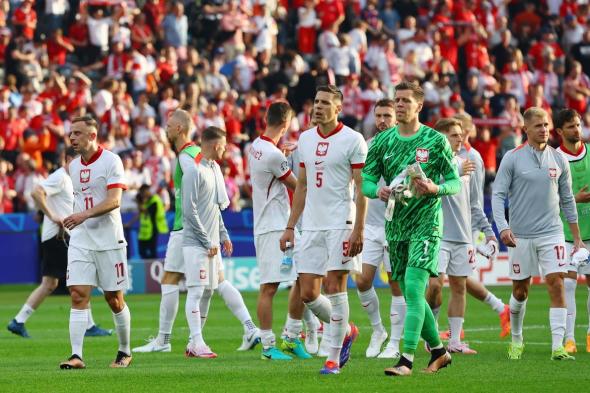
[281,241,294,271]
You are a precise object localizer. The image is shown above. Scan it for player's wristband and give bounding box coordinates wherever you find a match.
[285,227,295,231]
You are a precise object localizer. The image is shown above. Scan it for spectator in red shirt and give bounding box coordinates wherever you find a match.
[513,2,542,35]
[46,29,74,67]
[564,61,590,116]
[0,28,10,65]
[471,126,498,175]
[68,13,89,65]
[12,0,36,40]
[143,0,167,34]
[28,99,64,165]
[0,106,27,165]
[0,158,16,213]
[316,0,345,31]
[528,27,564,70]
[131,13,154,51]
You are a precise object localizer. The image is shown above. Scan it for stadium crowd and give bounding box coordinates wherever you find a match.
[0,0,589,215]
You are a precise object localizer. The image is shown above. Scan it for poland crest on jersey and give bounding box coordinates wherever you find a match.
[416,148,429,163]
[549,168,557,178]
[316,142,329,156]
[80,169,91,183]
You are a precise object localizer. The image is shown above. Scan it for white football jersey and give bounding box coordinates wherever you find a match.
[39,167,74,242]
[298,123,367,230]
[248,135,292,236]
[69,147,128,250]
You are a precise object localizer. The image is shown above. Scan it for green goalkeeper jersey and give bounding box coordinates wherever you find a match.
[557,143,590,241]
[362,124,460,241]
[172,142,201,231]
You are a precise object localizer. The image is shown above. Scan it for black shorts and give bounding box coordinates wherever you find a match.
[41,235,68,279]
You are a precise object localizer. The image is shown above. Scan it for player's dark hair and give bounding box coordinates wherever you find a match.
[395,81,425,102]
[554,108,581,130]
[374,98,395,110]
[266,101,294,127]
[434,117,462,134]
[71,115,98,131]
[202,126,226,142]
[316,84,343,102]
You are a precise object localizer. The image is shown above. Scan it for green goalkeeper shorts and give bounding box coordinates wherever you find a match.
[388,238,441,281]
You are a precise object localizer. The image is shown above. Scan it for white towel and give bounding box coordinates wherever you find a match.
[212,161,230,211]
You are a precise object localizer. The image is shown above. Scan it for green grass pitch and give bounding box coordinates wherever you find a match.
[1,284,588,392]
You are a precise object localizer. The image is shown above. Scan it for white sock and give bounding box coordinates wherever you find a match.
[15,304,34,323]
[358,287,384,332]
[550,307,567,351]
[390,296,406,345]
[509,294,527,344]
[402,353,414,362]
[484,291,506,314]
[285,315,303,339]
[564,278,577,340]
[303,306,319,331]
[448,317,464,346]
[261,329,275,349]
[113,304,131,355]
[70,309,88,358]
[157,284,179,345]
[217,281,256,333]
[86,307,96,329]
[587,287,590,335]
[200,288,213,330]
[186,286,206,347]
[304,294,332,323]
[327,292,349,365]
[432,306,441,322]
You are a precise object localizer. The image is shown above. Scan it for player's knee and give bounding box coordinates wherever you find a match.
[104,293,124,313]
[512,286,528,301]
[69,288,89,307]
[300,289,318,304]
[42,279,59,293]
[260,284,278,298]
[355,276,372,292]
[429,278,443,294]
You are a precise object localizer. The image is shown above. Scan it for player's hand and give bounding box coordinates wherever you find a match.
[378,186,392,202]
[575,185,590,203]
[412,178,439,196]
[63,212,89,230]
[461,159,476,176]
[222,239,233,256]
[573,238,586,254]
[500,229,516,247]
[485,235,497,244]
[346,229,363,257]
[281,142,297,157]
[279,228,295,252]
[208,246,219,257]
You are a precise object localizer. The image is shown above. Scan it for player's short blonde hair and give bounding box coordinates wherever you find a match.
[453,112,473,132]
[523,107,548,123]
[434,117,462,134]
[71,115,98,132]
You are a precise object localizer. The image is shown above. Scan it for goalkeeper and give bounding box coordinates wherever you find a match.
[361,82,460,377]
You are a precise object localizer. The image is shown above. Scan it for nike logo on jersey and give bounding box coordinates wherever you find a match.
[315,161,324,165]
[521,170,534,175]
[81,187,90,192]
[116,279,125,285]
[384,153,395,160]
